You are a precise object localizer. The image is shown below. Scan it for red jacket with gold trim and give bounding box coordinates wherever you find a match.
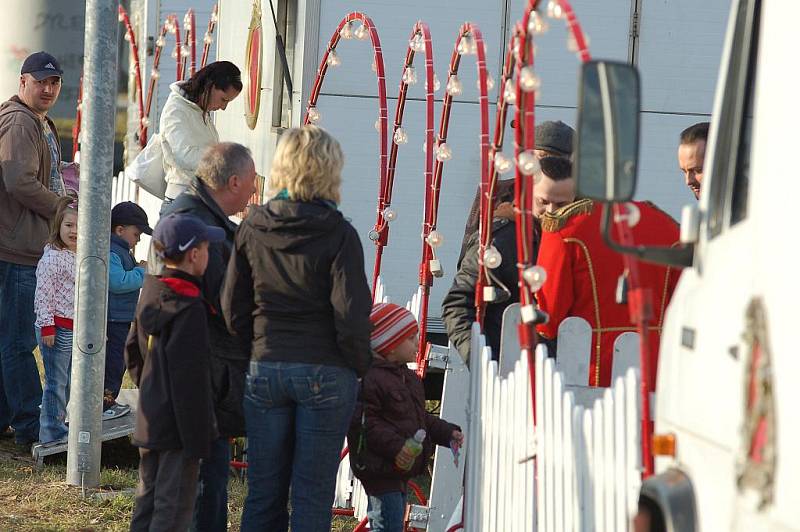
[535,199,681,388]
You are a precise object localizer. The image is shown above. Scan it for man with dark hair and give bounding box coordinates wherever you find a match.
[457,120,575,266]
[443,157,576,362]
[162,142,257,532]
[678,122,710,200]
[0,51,66,449]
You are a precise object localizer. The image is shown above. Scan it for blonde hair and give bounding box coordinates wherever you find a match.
[269,125,343,204]
[48,197,78,250]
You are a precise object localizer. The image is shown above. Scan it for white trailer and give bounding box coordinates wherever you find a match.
[571,0,800,529]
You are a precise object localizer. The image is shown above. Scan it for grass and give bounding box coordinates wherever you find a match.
[0,351,432,529]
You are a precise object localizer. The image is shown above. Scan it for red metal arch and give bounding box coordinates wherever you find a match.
[200,4,220,69]
[182,9,198,79]
[415,22,491,376]
[118,6,146,148]
[303,12,389,298]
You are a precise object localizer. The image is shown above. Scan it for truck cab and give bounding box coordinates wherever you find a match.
[572,0,799,529]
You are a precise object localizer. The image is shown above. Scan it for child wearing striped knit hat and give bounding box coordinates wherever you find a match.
[348,303,464,531]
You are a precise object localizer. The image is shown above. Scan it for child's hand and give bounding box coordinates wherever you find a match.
[138,260,147,268]
[451,430,464,447]
[41,335,55,348]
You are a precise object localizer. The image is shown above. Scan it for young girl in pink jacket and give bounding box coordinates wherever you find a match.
[34,198,77,444]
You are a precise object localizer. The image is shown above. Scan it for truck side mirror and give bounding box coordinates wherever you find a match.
[574,61,641,203]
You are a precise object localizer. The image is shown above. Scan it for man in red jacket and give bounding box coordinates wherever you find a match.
[535,199,681,388]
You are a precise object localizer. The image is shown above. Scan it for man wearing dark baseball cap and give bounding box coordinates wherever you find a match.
[0,51,66,449]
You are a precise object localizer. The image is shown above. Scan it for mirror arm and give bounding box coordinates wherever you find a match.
[601,203,695,268]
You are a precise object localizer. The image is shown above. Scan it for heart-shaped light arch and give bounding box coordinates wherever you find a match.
[415,23,491,376]
[303,12,390,298]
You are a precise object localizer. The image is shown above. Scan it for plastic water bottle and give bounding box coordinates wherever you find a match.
[395,429,427,472]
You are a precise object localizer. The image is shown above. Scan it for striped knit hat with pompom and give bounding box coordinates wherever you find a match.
[370,303,419,356]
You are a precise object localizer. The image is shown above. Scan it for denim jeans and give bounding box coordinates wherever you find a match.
[37,327,73,443]
[241,361,358,532]
[0,261,42,443]
[104,321,130,399]
[190,437,231,532]
[367,491,407,532]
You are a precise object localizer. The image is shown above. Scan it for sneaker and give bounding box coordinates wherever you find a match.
[102,402,131,421]
[0,426,14,439]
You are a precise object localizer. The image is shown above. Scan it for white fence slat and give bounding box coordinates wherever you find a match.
[614,378,628,532]
[593,399,605,532]
[556,317,592,385]
[535,346,547,532]
[563,390,575,532]
[626,369,642,521]
[498,303,522,377]
[582,408,595,531]
[553,372,565,532]
[524,352,536,532]
[543,357,555,532]
[603,389,615,532]
[611,332,640,383]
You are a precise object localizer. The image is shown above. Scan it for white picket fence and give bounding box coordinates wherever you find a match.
[457,313,645,531]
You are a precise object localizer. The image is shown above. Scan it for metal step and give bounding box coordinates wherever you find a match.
[32,389,139,466]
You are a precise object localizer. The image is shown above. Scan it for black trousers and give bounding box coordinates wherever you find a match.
[130,447,200,532]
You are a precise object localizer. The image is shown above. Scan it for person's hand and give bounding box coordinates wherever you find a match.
[494,202,515,220]
[451,430,464,447]
[138,260,147,268]
[41,335,55,348]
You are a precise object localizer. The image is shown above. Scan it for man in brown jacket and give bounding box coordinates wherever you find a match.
[0,51,65,448]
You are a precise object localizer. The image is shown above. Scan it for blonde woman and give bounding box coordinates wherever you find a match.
[222,126,372,532]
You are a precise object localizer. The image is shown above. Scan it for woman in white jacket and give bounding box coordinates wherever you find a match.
[160,61,243,208]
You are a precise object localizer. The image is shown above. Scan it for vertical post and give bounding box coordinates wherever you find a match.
[67,0,120,488]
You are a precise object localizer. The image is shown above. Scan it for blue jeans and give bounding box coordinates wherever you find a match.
[0,261,42,443]
[190,437,231,532]
[104,321,129,399]
[367,491,407,532]
[37,327,73,443]
[241,361,358,532]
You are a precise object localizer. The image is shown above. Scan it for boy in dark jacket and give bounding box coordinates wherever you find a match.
[348,303,464,532]
[104,202,151,419]
[125,213,224,532]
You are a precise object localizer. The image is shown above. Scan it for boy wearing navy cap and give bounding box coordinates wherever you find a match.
[126,213,225,531]
[104,202,152,420]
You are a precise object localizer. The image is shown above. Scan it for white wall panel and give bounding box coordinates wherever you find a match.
[637,0,729,114]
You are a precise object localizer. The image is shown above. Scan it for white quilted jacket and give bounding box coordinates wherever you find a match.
[159,82,219,198]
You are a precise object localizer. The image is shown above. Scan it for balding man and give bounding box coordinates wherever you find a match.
[161,142,257,531]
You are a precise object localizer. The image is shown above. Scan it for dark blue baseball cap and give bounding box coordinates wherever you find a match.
[111,201,153,235]
[152,213,225,259]
[20,51,63,80]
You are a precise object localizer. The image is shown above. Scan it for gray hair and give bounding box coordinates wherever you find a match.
[196,142,253,190]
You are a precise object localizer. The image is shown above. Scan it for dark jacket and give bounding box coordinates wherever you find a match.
[222,199,373,377]
[107,234,144,323]
[347,355,460,495]
[0,96,61,266]
[124,269,217,459]
[457,178,516,268]
[443,217,538,363]
[163,177,249,437]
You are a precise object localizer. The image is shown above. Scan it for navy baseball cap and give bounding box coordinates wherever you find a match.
[152,213,225,259]
[21,51,63,80]
[111,202,153,235]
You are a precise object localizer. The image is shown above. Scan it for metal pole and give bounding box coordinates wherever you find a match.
[67,0,120,488]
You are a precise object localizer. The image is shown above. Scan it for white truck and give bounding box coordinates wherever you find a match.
[571,0,799,529]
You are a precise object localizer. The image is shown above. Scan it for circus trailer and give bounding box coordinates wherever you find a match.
[117,0,731,318]
[571,0,800,530]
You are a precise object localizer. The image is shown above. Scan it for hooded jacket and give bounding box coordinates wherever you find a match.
[222,199,373,377]
[0,96,62,265]
[160,82,219,199]
[125,269,217,459]
[163,177,249,437]
[347,355,460,495]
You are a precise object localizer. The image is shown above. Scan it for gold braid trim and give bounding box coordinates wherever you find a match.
[541,199,594,233]
[563,237,602,386]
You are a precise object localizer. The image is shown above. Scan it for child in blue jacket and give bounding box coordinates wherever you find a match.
[105,202,151,418]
